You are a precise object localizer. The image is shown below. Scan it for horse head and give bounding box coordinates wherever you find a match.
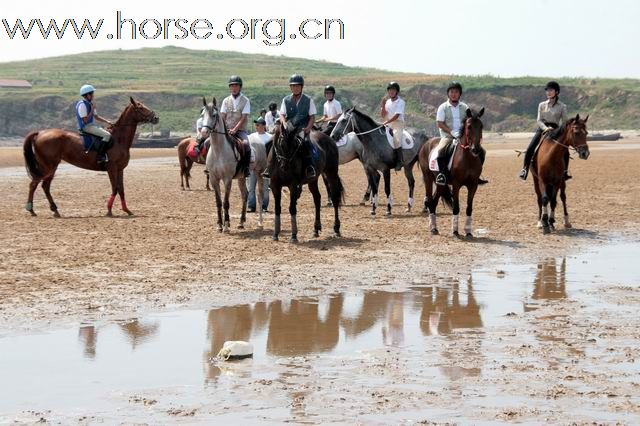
[113,97,159,129]
[461,107,484,157]
[201,96,223,137]
[330,107,355,140]
[566,114,590,160]
[272,120,300,170]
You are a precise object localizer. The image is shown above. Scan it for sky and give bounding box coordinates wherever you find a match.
[0,0,638,78]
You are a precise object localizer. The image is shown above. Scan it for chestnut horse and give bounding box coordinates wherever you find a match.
[531,114,590,233]
[418,108,485,237]
[23,97,159,217]
[177,137,210,190]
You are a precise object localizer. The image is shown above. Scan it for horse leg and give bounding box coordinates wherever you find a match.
[204,169,210,191]
[451,184,461,237]
[185,158,193,190]
[322,175,333,207]
[384,169,393,216]
[256,174,264,229]
[106,168,118,217]
[117,169,133,216]
[309,180,322,237]
[289,185,299,243]
[465,184,478,238]
[26,179,41,216]
[223,179,232,233]
[361,163,372,206]
[404,164,415,213]
[368,170,379,216]
[41,176,60,217]
[549,186,559,230]
[272,184,282,241]
[331,176,342,237]
[212,178,223,232]
[425,173,439,235]
[533,175,543,228]
[237,177,248,229]
[541,183,552,234]
[560,182,572,228]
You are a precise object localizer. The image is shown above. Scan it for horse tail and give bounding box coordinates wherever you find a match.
[23,131,42,180]
[440,185,453,210]
[331,176,346,207]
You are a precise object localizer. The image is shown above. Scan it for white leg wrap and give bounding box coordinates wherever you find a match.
[464,216,472,234]
[564,214,572,228]
[408,197,414,208]
[387,194,394,206]
[452,214,459,234]
[371,195,378,207]
[429,213,437,231]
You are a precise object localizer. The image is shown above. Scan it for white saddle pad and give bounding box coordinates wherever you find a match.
[335,132,353,147]
[250,146,256,163]
[429,141,458,172]
[385,127,415,149]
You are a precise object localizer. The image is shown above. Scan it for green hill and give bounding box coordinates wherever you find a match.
[0,46,638,136]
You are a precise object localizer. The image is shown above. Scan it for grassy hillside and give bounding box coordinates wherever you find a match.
[0,46,638,136]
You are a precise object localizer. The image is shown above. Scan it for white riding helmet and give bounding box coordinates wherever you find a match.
[80,84,95,96]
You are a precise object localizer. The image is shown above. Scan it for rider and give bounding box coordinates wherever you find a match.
[317,85,342,135]
[220,75,252,177]
[76,84,114,164]
[276,74,318,179]
[194,107,209,160]
[434,81,469,186]
[519,81,569,180]
[265,102,279,133]
[380,81,405,171]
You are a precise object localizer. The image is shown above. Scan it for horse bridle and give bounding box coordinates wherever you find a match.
[111,103,158,128]
[335,111,385,139]
[545,123,588,155]
[202,105,242,161]
[460,117,482,156]
[273,126,303,168]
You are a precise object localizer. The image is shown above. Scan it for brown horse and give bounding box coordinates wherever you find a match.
[177,137,210,191]
[418,107,485,237]
[531,114,590,234]
[23,97,159,217]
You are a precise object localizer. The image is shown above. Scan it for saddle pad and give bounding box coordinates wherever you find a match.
[384,127,415,149]
[81,134,93,150]
[335,133,351,147]
[429,141,458,172]
[186,139,208,159]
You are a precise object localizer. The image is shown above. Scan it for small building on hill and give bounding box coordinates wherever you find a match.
[0,79,32,89]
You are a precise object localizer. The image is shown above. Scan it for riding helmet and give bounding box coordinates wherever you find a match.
[324,85,336,94]
[386,81,400,92]
[228,75,243,86]
[545,81,560,93]
[447,81,463,95]
[268,102,278,110]
[289,74,305,86]
[80,84,95,96]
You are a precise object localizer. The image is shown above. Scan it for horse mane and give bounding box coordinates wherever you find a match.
[548,119,574,140]
[109,103,135,130]
[351,107,382,129]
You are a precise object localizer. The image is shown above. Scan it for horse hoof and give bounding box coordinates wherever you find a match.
[334,232,341,238]
[257,223,264,230]
[290,236,298,243]
[385,211,392,217]
[217,225,223,232]
[272,235,279,241]
[28,211,37,217]
[124,210,134,216]
[405,208,411,213]
[313,231,320,238]
[565,223,572,229]
[238,224,245,229]
[543,226,551,235]
[359,201,366,206]
[326,201,333,207]
[370,211,376,216]
[453,231,459,237]
[431,229,439,235]
[106,211,113,217]
[53,211,61,218]
[465,233,474,239]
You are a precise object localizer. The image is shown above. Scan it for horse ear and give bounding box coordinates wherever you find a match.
[466,108,472,118]
[129,96,136,106]
[212,97,217,107]
[575,113,580,121]
[202,97,207,107]
[583,114,589,123]
[478,107,485,118]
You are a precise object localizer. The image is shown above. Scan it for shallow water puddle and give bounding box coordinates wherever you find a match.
[0,241,638,422]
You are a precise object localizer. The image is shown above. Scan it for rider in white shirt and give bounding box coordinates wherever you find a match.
[317,85,342,135]
[380,81,405,171]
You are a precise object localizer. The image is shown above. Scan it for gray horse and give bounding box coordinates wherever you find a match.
[202,97,267,232]
[330,107,427,215]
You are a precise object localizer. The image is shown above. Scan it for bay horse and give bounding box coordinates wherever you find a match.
[418,107,485,237]
[330,107,427,216]
[531,114,590,233]
[177,136,210,191]
[268,120,344,242]
[202,97,268,232]
[23,97,159,217]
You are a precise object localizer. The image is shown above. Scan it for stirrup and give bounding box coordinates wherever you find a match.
[435,173,447,186]
[262,169,270,179]
[305,166,317,179]
[519,168,528,181]
[564,171,572,181]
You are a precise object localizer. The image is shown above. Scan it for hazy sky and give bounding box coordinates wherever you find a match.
[1,0,638,78]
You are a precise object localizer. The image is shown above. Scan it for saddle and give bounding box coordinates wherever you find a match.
[229,136,252,176]
[429,140,458,172]
[187,139,209,160]
[79,131,113,152]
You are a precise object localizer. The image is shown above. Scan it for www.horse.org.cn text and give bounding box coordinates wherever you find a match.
[0,11,346,46]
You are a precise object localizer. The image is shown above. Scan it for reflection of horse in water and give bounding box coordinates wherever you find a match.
[419,277,483,336]
[526,257,568,310]
[77,319,159,359]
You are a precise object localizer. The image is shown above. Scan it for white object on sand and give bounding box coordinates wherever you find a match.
[217,341,254,360]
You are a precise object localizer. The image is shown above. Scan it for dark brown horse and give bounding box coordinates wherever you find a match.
[177,137,210,190]
[418,108,485,237]
[23,97,159,217]
[268,121,344,242]
[531,115,590,233]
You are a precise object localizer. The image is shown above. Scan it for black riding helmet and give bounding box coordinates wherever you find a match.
[545,81,560,93]
[268,102,278,111]
[324,85,336,94]
[387,81,400,92]
[447,81,463,95]
[228,75,243,86]
[289,74,304,86]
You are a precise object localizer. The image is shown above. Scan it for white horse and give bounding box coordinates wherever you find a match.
[203,97,266,231]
